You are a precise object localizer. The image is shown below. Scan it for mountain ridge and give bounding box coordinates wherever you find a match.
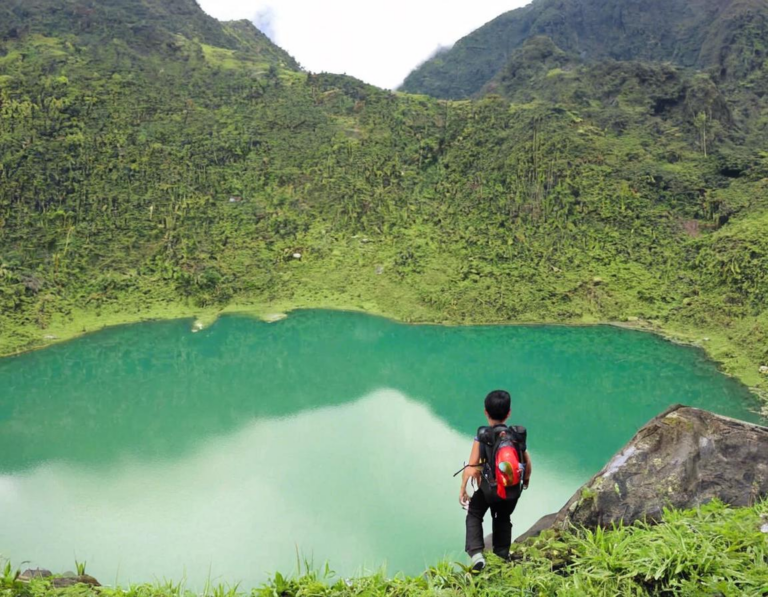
[0,0,299,69]
[400,0,768,99]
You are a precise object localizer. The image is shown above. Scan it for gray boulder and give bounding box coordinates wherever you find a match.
[19,569,52,580]
[518,404,768,541]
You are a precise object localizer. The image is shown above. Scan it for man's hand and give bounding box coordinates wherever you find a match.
[459,487,470,509]
[459,467,481,508]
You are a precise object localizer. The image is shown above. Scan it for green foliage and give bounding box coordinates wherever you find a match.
[0,0,766,401]
[696,211,768,308]
[0,0,299,70]
[400,0,768,100]
[8,500,768,596]
[1,560,27,597]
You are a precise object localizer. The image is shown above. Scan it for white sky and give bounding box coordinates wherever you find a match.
[196,0,529,89]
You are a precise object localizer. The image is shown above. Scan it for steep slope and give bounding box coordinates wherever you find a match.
[481,37,734,135]
[0,0,299,69]
[400,0,768,99]
[221,19,299,69]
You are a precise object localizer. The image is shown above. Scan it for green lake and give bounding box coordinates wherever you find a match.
[0,310,761,588]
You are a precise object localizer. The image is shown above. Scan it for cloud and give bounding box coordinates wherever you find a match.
[253,5,276,42]
[197,0,531,89]
[417,43,454,68]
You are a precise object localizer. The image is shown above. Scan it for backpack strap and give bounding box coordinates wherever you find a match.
[509,425,527,453]
[476,426,493,464]
[476,426,496,443]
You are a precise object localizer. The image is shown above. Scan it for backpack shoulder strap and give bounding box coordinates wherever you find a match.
[509,425,527,453]
[509,425,527,443]
[476,426,493,445]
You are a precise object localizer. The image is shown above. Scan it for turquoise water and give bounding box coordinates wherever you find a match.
[0,310,760,588]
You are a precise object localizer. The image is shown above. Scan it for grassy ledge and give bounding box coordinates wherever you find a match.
[3,499,767,596]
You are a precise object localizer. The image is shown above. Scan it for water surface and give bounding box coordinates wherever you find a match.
[0,311,760,587]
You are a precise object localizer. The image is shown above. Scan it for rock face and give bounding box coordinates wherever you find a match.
[50,575,101,588]
[518,404,768,541]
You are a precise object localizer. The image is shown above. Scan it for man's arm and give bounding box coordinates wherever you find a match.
[523,450,532,489]
[459,441,481,507]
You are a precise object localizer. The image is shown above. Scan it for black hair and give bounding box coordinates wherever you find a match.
[485,390,511,421]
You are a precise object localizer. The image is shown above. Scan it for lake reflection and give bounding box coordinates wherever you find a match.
[0,389,578,587]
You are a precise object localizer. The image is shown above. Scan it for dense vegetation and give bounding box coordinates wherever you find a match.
[4,499,767,595]
[400,0,768,100]
[1,0,767,399]
[0,0,299,69]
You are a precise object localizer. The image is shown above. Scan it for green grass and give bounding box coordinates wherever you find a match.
[4,500,767,596]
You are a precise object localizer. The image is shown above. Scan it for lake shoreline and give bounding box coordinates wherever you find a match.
[3,306,766,591]
[1,296,765,412]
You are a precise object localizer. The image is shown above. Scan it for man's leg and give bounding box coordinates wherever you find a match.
[490,496,519,560]
[465,490,489,556]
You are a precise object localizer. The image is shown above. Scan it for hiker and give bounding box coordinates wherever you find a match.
[458,389,532,572]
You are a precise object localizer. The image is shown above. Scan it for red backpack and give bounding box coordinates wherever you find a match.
[477,425,526,502]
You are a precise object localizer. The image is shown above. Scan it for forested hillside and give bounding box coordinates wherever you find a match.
[0,0,299,68]
[0,0,766,399]
[400,0,768,99]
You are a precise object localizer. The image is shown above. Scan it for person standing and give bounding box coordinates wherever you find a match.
[459,389,532,572]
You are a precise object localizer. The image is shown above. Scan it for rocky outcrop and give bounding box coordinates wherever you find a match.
[49,574,101,588]
[518,404,768,541]
[18,568,101,588]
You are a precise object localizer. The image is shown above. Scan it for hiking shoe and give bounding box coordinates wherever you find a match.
[470,553,486,573]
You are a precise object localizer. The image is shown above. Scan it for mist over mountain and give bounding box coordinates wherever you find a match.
[400,0,768,99]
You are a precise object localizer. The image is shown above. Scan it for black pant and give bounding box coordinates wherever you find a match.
[465,487,519,559]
